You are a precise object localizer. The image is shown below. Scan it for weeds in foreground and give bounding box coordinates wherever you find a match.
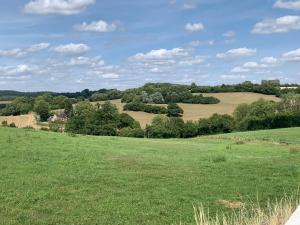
[290,147,300,154]
[193,196,298,225]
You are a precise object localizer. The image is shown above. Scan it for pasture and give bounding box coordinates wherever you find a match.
[100,92,280,127]
[0,126,299,225]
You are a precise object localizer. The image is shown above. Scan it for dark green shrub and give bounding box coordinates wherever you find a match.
[198,114,235,135]
[1,121,8,126]
[119,127,145,138]
[119,113,136,129]
[124,102,166,114]
[182,121,198,138]
[9,123,16,128]
[146,115,184,138]
[167,103,184,117]
[34,99,50,121]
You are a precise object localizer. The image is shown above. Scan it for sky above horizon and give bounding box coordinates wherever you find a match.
[0,0,299,92]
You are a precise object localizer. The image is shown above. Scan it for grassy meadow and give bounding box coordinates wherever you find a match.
[0,127,299,225]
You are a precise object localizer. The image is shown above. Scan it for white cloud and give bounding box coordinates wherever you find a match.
[221,74,247,80]
[189,40,214,47]
[282,48,300,61]
[223,30,236,37]
[183,3,196,9]
[75,20,119,32]
[252,15,300,34]
[129,48,189,61]
[24,0,95,15]
[216,48,257,59]
[178,57,205,66]
[102,73,119,79]
[243,62,268,69]
[0,64,32,76]
[261,57,280,64]
[0,43,50,58]
[69,56,105,66]
[231,67,250,73]
[185,23,204,32]
[274,0,300,10]
[149,68,161,73]
[51,43,90,54]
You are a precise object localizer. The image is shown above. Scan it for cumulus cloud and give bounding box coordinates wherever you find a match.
[216,48,257,59]
[282,48,300,61]
[223,30,236,37]
[0,43,50,58]
[185,23,204,32]
[221,74,247,80]
[188,40,214,47]
[69,56,105,66]
[231,67,250,73]
[261,57,280,64]
[252,15,300,34]
[24,0,95,15]
[102,73,119,79]
[0,64,33,76]
[243,62,268,69]
[178,57,205,66]
[183,3,197,9]
[51,43,90,54]
[129,48,189,61]
[274,0,300,10]
[75,20,119,32]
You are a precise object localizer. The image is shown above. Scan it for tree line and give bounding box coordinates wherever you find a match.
[62,93,300,138]
[0,94,73,121]
[1,80,299,102]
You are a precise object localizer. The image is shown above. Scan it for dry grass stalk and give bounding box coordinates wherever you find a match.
[194,197,298,225]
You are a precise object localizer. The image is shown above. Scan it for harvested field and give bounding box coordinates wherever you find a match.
[0,113,41,129]
[98,92,280,128]
[0,101,11,104]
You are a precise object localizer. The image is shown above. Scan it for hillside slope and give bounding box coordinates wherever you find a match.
[0,127,299,225]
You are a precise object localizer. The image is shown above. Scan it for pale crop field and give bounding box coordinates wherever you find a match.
[100,92,280,128]
[0,113,41,128]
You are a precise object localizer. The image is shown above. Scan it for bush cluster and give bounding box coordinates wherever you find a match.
[121,83,220,105]
[65,101,142,138]
[0,94,74,122]
[123,102,167,114]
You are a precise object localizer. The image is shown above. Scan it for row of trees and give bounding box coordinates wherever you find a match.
[144,94,300,138]
[65,101,143,136]
[0,94,73,121]
[121,83,220,104]
[123,102,184,117]
[62,93,300,139]
[190,80,284,96]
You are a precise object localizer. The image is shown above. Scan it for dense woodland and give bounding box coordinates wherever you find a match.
[1,80,300,139]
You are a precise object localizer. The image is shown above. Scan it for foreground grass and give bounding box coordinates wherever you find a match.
[194,196,299,225]
[0,127,299,225]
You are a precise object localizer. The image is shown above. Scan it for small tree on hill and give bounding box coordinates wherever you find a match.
[166,103,184,117]
[34,99,50,121]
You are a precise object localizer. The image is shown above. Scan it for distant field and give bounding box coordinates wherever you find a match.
[0,113,41,129]
[100,92,280,127]
[0,101,11,104]
[0,127,299,225]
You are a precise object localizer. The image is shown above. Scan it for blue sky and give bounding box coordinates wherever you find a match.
[0,0,299,91]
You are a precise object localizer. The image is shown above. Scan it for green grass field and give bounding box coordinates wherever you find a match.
[0,127,299,225]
